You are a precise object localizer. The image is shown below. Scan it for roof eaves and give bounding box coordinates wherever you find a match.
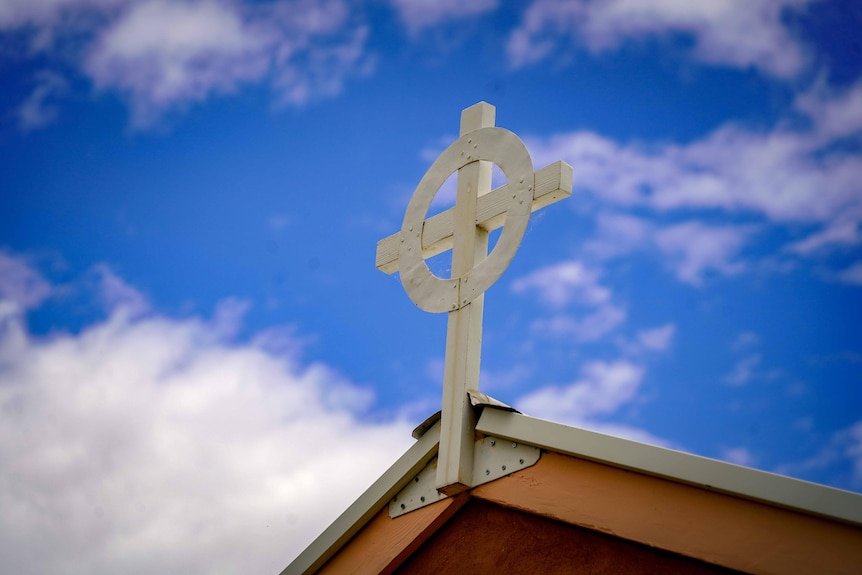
[476,408,862,527]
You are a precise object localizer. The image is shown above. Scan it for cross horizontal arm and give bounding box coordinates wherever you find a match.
[376,160,573,274]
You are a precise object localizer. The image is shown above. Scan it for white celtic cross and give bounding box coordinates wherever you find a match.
[376,102,572,494]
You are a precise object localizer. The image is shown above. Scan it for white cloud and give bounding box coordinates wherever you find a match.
[3,0,371,127]
[508,0,814,77]
[528,123,855,225]
[795,78,862,142]
[518,359,643,421]
[516,359,669,445]
[616,323,676,356]
[388,0,498,33]
[511,260,610,308]
[0,255,414,574]
[636,323,675,352]
[512,260,626,342]
[586,212,753,285]
[85,0,272,126]
[527,81,862,262]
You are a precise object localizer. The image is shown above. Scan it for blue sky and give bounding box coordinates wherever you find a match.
[1,0,861,572]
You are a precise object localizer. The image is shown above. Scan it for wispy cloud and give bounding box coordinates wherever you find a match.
[530,304,626,342]
[836,261,862,286]
[91,263,151,317]
[512,259,626,342]
[723,330,765,386]
[479,364,532,392]
[388,0,498,33]
[0,0,126,30]
[723,354,762,386]
[615,323,677,357]
[583,211,652,259]
[636,323,675,352]
[788,213,861,255]
[776,421,862,489]
[0,250,53,312]
[0,253,413,573]
[508,0,815,77]
[511,260,610,308]
[15,70,68,131]
[655,221,752,285]
[268,0,371,107]
[722,446,757,467]
[731,330,761,352]
[586,212,753,285]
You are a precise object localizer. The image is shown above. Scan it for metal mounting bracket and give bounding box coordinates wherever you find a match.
[471,435,540,486]
[389,435,541,518]
[389,457,448,518]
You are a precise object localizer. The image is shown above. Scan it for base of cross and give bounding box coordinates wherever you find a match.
[389,392,540,517]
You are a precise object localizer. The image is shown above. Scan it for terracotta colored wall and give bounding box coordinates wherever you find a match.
[393,499,741,575]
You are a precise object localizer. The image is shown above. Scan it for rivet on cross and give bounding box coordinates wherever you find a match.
[376,102,572,494]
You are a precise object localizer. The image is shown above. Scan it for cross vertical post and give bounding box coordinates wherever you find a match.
[377,101,572,496]
[436,102,495,494]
